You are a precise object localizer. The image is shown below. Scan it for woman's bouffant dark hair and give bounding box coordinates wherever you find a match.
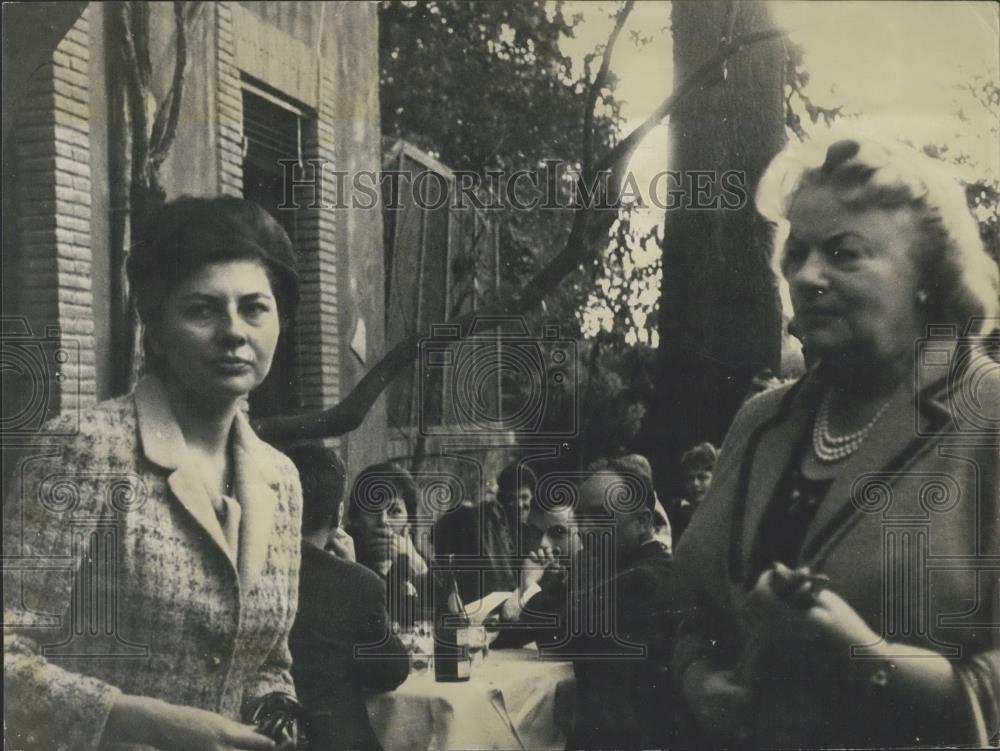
[126,196,300,329]
[346,462,420,526]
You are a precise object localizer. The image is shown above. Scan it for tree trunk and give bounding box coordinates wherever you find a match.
[655,0,785,484]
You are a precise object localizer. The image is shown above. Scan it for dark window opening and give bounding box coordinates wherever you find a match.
[242,81,305,419]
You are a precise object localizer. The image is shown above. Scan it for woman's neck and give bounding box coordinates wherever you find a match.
[160,377,239,456]
[819,345,911,402]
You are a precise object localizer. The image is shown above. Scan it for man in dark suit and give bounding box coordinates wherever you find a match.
[285,443,410,751]
[494,459,677,749]
[431,463,536,604]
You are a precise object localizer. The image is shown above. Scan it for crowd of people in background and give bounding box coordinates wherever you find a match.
[4,134,998,750]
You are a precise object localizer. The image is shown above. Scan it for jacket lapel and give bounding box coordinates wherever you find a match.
[737,377,818,581]
[800,342,968,563]
[135,376,235,569]
[799,385,920,563]
[231,411,280,587]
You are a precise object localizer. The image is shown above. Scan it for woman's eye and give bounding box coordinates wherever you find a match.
[242,301,272,318]
[828,245,862,264]
[186,304,215,319]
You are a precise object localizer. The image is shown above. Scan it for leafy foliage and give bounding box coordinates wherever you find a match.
[379,0,657,460]
[379,0,623,335]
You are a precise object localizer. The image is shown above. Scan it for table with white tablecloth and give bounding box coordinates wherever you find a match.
[366,647,575,751]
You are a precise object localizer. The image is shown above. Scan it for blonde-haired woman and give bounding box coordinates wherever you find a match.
[673,136,999,748]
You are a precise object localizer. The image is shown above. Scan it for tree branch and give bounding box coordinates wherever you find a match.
[595,27,786,178]
[119,2,150,194]
[150,1,192,173]
[253,18,787,444]
[582,1,634,179]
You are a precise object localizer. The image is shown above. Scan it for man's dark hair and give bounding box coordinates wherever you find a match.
[585,457,657,514]
[680,442,718,473]
[284,442,347,534]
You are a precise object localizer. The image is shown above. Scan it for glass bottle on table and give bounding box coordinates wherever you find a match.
[434,555,471,682]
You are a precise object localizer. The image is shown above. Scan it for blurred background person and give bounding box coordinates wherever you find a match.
[432,463,522,604]
[497,462,537,552]
[674,136,999,748]
[285,443,409,751]
[617,453,673,553]
[495,460,677,749]
[670,442,718,547]
[4,197,302,751]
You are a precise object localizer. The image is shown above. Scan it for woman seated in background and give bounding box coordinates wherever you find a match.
[673,135,999,748]
[284,443,409,751]
[5,197,303,751]
[347,462,429,625]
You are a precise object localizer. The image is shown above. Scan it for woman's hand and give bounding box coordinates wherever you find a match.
[681,659,753,745]
[359,528,404,575]
[104,694,275,751]
[397,533,429,576]
[744,563,879,671]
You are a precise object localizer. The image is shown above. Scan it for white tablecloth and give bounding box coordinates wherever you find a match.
[366,648,574,751]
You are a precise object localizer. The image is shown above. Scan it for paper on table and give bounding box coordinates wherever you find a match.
[464,590,514,624]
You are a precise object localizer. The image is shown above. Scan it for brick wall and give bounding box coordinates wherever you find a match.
[13,8,95,413]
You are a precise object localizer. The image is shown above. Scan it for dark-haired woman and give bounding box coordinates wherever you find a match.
[673,136,999,748]
[4,197,303,750]
[346,462,431,631]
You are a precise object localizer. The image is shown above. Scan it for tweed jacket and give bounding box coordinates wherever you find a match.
[672,344,1000,747]
[3,376,303,751]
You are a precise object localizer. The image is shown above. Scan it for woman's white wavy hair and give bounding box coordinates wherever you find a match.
[756,129,999,335]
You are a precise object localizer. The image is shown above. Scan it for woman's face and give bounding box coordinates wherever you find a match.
[353,491,410,538]
[784,184,925,364]
[149,259,280,404]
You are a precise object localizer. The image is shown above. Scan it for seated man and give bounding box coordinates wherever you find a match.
[495,460,677,749]
[491,484,579,647]
[285,443,410,751]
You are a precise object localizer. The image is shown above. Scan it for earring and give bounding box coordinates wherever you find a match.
[916,289,929,305]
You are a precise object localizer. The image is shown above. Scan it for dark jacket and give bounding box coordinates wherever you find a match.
[432,501,518,604]
[566,540,676,750]
[493,540,677,750]
[290,543,410,751]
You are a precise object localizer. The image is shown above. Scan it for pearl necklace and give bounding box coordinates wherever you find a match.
[812,391,893,463]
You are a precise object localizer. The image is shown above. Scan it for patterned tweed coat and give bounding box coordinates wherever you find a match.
[3,376,303,750]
